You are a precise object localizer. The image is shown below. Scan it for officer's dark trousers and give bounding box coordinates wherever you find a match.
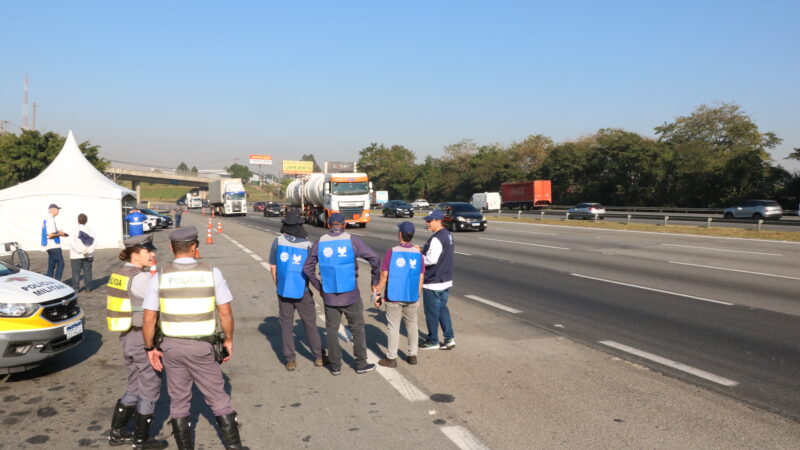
[175,214,182,227]
[46,248,64,281]
[70,257,93,291]
[278,291,323,363]
[119,330,162,414]
[324,298,367,370]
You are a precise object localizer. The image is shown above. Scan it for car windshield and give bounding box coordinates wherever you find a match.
[395,202,412,208]
[451,203,479,212]
[331,181,369,195]
[0,261,18,276]
[763,201,781,206]
[140,209,158,215]
[225,193,246,200]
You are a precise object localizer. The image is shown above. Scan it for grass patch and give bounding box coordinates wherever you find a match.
[488,216,800,242]
[118,181,281,202]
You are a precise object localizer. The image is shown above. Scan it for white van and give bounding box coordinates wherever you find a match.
[471,192,501,211]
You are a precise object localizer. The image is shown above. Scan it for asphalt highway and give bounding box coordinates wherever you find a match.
[237,213,800,422]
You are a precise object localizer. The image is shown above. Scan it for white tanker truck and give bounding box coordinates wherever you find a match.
[285,172,372,228]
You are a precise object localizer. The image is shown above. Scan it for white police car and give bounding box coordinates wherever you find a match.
[0,261,84,374]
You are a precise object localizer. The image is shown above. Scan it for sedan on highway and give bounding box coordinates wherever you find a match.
[382,200,414,218]
[140,208,172,228]
[568,203,606,219]
[263,202,282,217]
[723,200,783,220]
[0,261,84,374]
[253,201,267,212]
[412,199,430,208]
[438,202,487,231]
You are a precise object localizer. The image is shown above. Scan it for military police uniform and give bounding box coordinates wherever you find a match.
[142,226,244,449]
[107,235,167,449]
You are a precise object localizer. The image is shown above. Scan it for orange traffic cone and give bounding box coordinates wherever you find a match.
[208,218,212,229]
[206,229,214,244]
[149,258,157,276]
[217,221,223,233]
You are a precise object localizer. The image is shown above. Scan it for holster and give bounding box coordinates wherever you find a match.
[199,331,227,364]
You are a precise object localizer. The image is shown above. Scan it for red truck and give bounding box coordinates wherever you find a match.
[500,180,552,209]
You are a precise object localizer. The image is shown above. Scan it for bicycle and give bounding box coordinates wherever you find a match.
[2,242,30,270]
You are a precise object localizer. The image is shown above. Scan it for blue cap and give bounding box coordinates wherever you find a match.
[424,209,444,221]
[48,203,61,210]
[328,212,345,225]
[397,221,415,234]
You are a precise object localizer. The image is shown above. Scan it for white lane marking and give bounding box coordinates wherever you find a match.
[661,243,782,257]
[440,426,491,450]
[570,273,734,306]
[478,237,569,250]
[455,251,472,256]
[464,294,522,314]
[366,348,428,401]
[599,340,739,387]
[260,262,270,271]
[242,249,254,255]
[220,234,269,271]
[250,253,263,262]
[495,228,559,236]
[508,222,800,245]
[669,261,800,281]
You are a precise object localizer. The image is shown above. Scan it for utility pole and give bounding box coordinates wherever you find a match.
[22,74,29,130]
[0,120,8,135]
[32,102,38,131]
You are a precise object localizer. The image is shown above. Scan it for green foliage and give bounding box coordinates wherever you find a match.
[357,143,417,200]
[0,130,108,189]
[301,154,322,172]
[226,163,252,184]
[176,161,190,175]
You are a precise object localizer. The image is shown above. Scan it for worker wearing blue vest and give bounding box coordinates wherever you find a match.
[268,210,324,372]
[418,209,456,350]
[125,208,147,237]
[303,212,381,376]
[374,221,425,368]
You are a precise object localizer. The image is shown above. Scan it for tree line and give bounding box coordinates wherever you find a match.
[357,103,799,208]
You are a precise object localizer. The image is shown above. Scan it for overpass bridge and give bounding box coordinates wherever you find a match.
[104,167,215,200]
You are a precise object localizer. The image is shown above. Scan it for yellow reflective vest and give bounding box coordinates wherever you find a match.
[158,262,216,338]
[107,265,146,332]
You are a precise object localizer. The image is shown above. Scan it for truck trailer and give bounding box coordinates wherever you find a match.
[285,173,372,228]
[208,178,247,216]
[500,180,552,209]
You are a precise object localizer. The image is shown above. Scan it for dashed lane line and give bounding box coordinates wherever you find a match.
[599,340,739,387]
[570,273,734,306]
[494,228,559,236]
[455,251,472,256]
[441,426,491,450]
[478,237,569,250]
[669,261,800,281]
[464,295,522,314]
[660,243,782,257]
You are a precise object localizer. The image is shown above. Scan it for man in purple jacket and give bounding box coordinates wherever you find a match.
[303,213,381,375]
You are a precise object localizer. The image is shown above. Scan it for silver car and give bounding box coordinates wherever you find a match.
[568,203,606,219]
[723,200,783,220]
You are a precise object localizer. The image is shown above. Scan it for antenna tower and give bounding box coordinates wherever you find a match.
[22,74,29,130]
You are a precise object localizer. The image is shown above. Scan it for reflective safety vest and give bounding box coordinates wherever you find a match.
[276,235,310,299]
[318,233,356,294]
[158,262,216,338]
[387,246,423,302]
[107,264,146,331]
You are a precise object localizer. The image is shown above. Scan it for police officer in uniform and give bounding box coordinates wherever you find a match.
[374,221,424,367]
[141,226,245,449]
[303,212,380,375]
[125,208,148,237]
[268,210,324,371]
[107,235,168,449]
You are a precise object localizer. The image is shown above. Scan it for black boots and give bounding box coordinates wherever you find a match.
[108,399,135,446]
[132,412,169,449]
[170,416,194,450]
[216,412,245,449]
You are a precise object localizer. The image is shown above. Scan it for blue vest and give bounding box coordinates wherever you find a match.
[41,219,61,246]
[126,212,146,236]
[387,245,422,302]
[318,233,356,294]
[275,235,310,299]
[422,228,454,284]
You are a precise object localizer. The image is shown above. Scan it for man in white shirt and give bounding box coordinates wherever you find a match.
[69,213,97,292]
[42,203,68,281]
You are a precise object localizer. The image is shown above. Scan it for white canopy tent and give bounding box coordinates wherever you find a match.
[0,131,136,251]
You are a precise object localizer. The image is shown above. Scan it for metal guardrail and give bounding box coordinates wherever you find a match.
[491,209,800,228]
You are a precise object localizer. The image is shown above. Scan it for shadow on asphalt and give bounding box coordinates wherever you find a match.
[257,316,325,365]
[6,328,104,382]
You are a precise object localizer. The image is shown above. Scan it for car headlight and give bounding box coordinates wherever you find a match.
[456,216,468,221]
[0,302,40,318]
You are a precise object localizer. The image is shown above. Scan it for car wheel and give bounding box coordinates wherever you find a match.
[753,213,764,220]
[723,212,733,219]
[382,210,387,217]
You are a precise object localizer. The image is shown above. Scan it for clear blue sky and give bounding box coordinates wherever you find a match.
[1,1,798,174]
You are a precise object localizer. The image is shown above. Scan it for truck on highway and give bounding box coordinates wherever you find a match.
[208,178,248,216]
[370,190,389,208]
[286,172,372,228]
[471,192,502,211]
[500,180,552,209]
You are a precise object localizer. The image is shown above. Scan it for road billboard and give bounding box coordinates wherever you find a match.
[282,160,314,175]
[249,154,273,165]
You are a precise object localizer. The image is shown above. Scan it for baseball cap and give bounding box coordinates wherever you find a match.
[328,212,345,225]
[48,203,61,210]
[169,225,199,242]
[424,209,444,221]
[397,221,415,234]
[282,210,304,225]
